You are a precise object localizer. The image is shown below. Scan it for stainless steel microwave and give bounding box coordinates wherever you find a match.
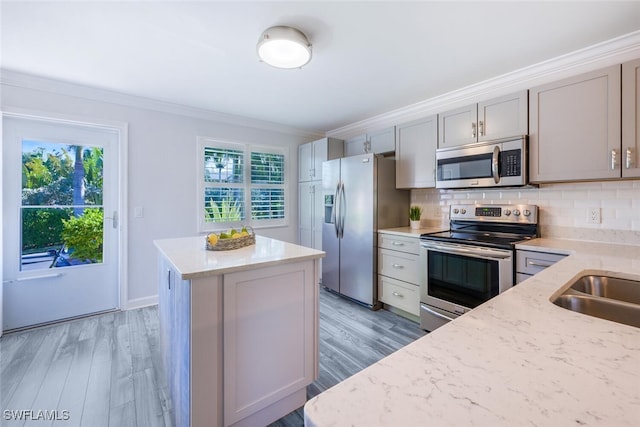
[435,136,528,189]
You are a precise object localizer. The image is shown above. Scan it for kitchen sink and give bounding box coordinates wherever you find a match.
[552,275,640,328]
[567,275,640,305]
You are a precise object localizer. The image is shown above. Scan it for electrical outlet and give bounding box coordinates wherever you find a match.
[588,207,601,224]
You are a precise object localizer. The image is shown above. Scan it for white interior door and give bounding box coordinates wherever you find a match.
[2,116,120,331]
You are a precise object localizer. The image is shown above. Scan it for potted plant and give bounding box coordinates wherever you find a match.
[409,205,422,229]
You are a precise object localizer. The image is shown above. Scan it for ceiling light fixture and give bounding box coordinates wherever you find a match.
[257,26,312,69]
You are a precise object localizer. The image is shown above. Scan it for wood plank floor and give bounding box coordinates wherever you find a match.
[0,288,425,427]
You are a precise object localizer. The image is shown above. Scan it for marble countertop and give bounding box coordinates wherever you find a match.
[154,235,324,280]
[378,226,447,238]
[304,238,640,426]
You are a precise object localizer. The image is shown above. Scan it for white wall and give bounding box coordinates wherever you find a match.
[1,77,320,308]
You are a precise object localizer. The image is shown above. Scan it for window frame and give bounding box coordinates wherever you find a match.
[197,137,289,232]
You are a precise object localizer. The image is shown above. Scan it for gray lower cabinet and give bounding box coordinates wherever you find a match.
[377,233,421,318]
[516,250,567,284]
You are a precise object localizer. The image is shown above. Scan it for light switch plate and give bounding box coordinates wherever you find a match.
[134,206,144,218]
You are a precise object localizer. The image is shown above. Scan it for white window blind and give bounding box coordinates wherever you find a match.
[198,138,288,231]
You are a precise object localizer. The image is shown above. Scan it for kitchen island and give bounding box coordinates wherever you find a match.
[304,239,640,426]
[154,235,324,427]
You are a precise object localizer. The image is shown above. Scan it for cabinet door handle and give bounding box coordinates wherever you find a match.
[392,291,404,298]
[391,263,404,269]
[167,268,171,290]
[471,122,477,138]
[611,149,619,170]
[626,147,634,169]
[478,120,484,137]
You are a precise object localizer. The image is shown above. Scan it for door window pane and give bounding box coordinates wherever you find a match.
[21,141,104,270]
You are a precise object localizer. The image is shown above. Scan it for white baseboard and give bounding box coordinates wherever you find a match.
[126,295,158,310]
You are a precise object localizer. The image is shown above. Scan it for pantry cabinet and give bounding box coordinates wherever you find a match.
[395,115,438,188]
[529,65,622,182]
[298,137,343,182]
[298,181,323,253]
[438,91,528,148]
[622,58,640,178]
[345,126,396,156]
[298,137,342,282]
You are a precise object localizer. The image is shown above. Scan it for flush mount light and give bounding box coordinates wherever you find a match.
[257,26,312,69]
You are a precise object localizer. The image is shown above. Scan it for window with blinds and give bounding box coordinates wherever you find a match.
[198,138,288,231]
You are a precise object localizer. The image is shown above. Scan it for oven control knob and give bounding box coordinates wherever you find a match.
[503,209,511,216]
[513,209,521,216]
[523,209,531,217]
[453,208,459,214]
[460,208,467,214]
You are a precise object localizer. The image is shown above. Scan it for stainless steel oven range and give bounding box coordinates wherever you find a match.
[419,204,538,331]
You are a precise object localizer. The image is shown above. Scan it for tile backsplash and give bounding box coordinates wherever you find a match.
[411,180,640,245]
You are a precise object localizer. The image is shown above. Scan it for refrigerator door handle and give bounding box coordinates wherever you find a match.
[339,181,346,238]
[332,181,340,238]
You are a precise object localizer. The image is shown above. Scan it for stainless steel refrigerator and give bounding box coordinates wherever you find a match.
[322,153,409,308]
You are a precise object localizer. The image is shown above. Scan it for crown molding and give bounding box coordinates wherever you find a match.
[0,69,324,140]
[327,30,640,140]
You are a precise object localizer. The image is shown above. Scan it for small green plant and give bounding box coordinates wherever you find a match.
[206,198,242,222]
[409,205,422,221]
[61,208,103,262]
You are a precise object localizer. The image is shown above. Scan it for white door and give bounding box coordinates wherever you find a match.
[2,116,120,331]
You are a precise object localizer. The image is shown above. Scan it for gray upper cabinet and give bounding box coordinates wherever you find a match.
[529,65,622,182]
[395,115,438,188]
[438,104,478,148]
[438,90,528,148]
[478,91,528,141]
[622,58,640,178]
[345,126,396,156]
[298,137,343,182]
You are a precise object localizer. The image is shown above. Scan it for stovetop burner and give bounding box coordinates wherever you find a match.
[420,204,539,249]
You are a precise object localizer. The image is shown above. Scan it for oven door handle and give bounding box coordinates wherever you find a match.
[421,242,512,260]
[422,305,456,322]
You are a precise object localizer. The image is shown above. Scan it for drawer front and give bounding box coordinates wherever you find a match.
[378,233,420,255]
[378,248,419,284]
[378,275,420,316]
[516,250,567,275]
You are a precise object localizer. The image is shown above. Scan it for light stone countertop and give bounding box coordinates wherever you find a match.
[304,238,640,426]
[154,235,324,280]
[378,226,447,238]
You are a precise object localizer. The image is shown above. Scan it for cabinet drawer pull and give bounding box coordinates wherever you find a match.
[392,291,404,298]
[527,260,553,268]
[391,241,405,246]
[391,263,404,269]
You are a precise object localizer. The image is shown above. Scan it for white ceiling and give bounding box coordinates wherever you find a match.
[2,1,640,133]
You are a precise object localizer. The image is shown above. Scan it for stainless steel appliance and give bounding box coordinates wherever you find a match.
[419,204,538,331]
[436,136,528,189]
[322,153,409,308]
